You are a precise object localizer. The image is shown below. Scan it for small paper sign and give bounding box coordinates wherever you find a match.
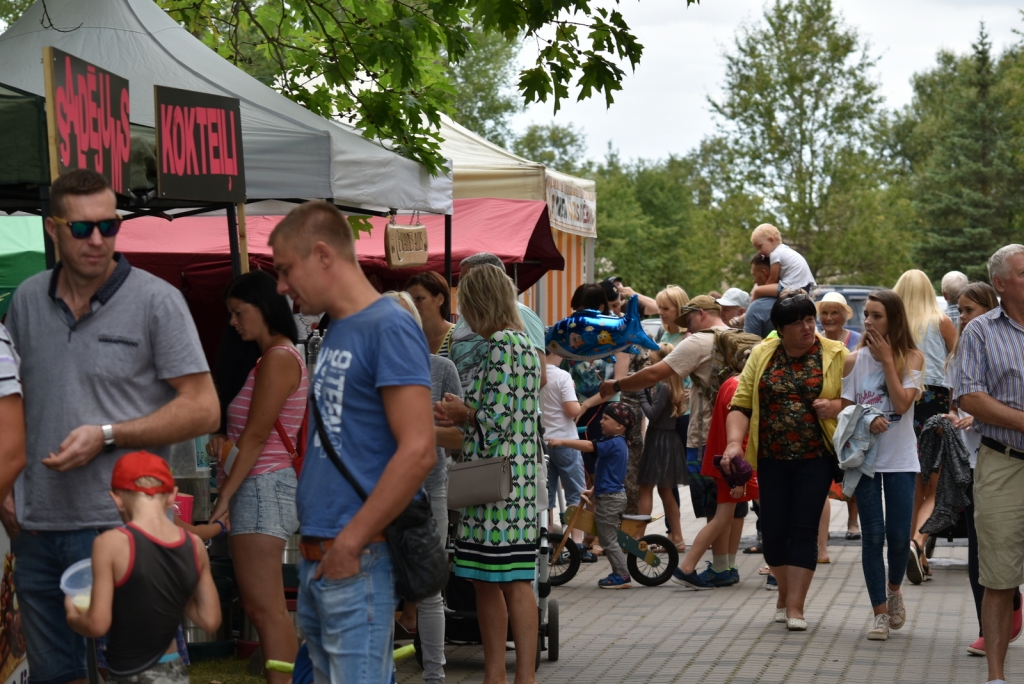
[385,223,428,268]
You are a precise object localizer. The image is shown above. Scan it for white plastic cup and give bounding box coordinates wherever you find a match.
[60,558,93,610]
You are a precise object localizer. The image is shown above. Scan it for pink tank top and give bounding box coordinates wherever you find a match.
[225,345,308,479]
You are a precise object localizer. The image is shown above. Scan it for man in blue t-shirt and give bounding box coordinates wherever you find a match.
[744,253,777,338]
[548,401,633,589]
[270,201,436,683]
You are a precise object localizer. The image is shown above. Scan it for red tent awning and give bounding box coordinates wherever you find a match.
[116,198,564,364]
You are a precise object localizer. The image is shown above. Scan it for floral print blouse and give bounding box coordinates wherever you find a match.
[757,340,827,460]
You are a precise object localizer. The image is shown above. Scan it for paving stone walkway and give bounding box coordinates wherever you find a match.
[397,496,1021,683]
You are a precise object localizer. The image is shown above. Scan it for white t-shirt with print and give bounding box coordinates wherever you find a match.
[542,364,581,440]
[771,243,816,291]
[841,350,922,473]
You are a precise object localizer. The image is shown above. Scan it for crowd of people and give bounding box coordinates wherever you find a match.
[0,169,1023,684]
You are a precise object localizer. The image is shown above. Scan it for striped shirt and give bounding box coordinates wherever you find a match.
[955,307,1024,450]
[226,345,308,478]
[0,323,20,399]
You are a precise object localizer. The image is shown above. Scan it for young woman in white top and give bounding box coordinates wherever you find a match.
[893,269,957,581]
[841,290,924,641]
[943,282,1021,656]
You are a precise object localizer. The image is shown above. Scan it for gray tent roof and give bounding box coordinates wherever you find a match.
[0,0,452,214]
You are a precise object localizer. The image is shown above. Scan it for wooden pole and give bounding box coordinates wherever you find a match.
[236,202,249,274]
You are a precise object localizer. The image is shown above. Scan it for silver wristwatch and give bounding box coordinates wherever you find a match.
[101,424,116,452]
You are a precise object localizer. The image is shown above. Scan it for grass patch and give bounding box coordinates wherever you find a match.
[188,658,263,684]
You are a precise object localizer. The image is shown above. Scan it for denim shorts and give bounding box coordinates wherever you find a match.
[228,468,299,540]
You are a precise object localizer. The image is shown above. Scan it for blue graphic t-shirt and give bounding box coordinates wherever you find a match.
[592,435,628,496]
[300,297,432,537]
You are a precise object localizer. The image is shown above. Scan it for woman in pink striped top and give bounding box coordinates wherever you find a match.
[207,271,307,684]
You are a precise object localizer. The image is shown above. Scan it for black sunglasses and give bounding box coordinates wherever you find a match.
[53,216,122,239]
[778,293,810,308]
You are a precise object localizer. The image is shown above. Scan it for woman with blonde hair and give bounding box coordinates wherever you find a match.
[435,264,541,684]
[655,286,690,345]
[893,269,957,584]
[636,343,688,550]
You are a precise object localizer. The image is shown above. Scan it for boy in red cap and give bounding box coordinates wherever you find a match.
[63,451,220,683]
[548,401,635,589]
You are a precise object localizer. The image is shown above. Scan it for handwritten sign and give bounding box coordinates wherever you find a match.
[42,47,131,194]
[385,223,429,268]
[546,175,596,237]
[154,86,245,203]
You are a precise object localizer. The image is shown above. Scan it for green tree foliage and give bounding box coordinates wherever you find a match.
[513,123,589,175]
[903,28,1024,282]
[156,0,668,174]
[447,28,521,148]
[0,0,31,28]
[707,0,912,284]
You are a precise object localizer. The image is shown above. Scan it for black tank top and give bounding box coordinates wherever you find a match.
[106,524,200,676]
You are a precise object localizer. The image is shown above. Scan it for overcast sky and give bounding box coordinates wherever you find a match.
[511,0,1024,164]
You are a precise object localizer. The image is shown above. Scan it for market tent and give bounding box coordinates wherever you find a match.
[0,216,44,317]
[109,199,562,363]
[0,0,452,214]
[438,117,596,324]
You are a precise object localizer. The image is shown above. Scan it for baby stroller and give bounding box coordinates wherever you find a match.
[413,445,561,668]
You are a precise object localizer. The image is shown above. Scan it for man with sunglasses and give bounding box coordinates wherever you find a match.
[3,169,219,684]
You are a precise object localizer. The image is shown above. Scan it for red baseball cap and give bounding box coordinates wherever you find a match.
[111,451,175,494]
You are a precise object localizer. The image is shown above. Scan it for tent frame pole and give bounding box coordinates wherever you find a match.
[227,203,241,278]
[444,214,452,288]
[39,184,55,269]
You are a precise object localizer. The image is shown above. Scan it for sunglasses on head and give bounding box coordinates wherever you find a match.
[53,216,122,239]
[778,293,810,308]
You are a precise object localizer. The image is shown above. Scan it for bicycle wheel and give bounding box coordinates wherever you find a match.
[627,534,678,586]
[546,532,580,586]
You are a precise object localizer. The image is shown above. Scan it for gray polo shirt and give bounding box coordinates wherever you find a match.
[6,255,208,530]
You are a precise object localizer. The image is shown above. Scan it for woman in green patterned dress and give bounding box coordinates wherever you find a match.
[436,263,541,683]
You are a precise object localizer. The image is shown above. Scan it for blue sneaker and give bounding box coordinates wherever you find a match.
[730,567,740,586]
[578,544,598,563]
[598,573,631,589]
[671,567,714,590]
[765,574,778,591]
[696,561,734,587]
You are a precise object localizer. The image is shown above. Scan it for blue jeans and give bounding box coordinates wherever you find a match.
[546,446,585,508]
[12,529,106,684]
[854,471,916,607]
[297,542,397,684]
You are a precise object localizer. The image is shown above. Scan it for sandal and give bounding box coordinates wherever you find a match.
[907,540,924,585]
[743,542,763,554]
[758,565,771,575]
[845,531,861,541]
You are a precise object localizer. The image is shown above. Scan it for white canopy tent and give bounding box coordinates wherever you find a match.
[0,0,452,215]
[438,116,596,324]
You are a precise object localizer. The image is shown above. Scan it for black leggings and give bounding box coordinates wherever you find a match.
[757,456,834,571]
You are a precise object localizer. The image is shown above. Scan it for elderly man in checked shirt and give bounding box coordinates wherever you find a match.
[956,244,1024,684]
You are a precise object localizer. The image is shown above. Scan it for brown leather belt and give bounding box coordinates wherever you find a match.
[299,537,334,562]
[982,437,1024,461]
[299,535,386,561]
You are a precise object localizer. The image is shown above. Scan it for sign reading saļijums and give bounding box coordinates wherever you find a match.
[43,47,131,194]
[154,86,245,203]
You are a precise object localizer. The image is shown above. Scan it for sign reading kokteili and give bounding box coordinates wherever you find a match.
[154,86,245,203]
[42,47,131,194]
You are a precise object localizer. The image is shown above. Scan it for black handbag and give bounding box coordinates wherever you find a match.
[310,396,448,603]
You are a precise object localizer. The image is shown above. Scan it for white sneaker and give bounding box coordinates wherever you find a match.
[867,613,890,641]
[887,588,906,630]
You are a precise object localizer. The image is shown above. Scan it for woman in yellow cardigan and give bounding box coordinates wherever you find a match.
[720,291,848,631]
